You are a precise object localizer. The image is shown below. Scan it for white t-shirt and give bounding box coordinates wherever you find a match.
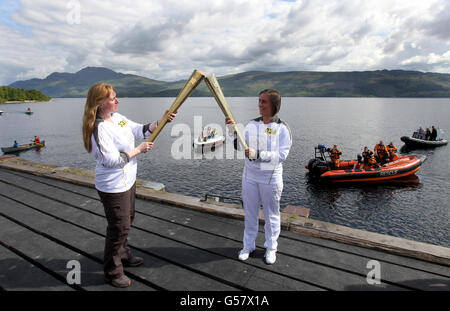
[242,116,292,184]
[91,112,151,193]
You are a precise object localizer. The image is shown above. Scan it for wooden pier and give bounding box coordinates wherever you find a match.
[0,156,449,292]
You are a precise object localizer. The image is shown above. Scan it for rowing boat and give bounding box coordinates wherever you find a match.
[1,141,45,154]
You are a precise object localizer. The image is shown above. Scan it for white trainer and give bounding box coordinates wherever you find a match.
[265,249,277,265]
[238,249,253,261]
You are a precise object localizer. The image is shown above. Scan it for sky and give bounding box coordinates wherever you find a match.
[0,0,449,85]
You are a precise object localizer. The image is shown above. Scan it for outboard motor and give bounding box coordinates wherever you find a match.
[307,145,331,176]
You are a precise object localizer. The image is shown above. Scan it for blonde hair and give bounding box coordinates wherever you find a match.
[82,83,115,152]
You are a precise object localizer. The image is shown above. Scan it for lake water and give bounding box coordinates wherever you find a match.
[1,97,449,247]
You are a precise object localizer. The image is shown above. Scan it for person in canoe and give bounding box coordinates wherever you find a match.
[328,145,342,169]
[82,82,177,288]
[374,140,388,165]
[13,140,18,148]
[387,142,398,161]
[33,136,41,144]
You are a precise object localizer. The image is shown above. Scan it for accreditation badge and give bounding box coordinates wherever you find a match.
[265,127,276,135]
[118,119,127,127]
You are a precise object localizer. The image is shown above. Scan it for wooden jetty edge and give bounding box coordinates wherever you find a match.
[0,155,449,291]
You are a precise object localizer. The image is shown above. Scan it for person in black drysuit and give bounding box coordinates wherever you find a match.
[431,126,438,141]
[425,128,431,141]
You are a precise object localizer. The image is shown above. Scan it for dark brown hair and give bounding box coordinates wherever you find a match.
[259,89,281,116]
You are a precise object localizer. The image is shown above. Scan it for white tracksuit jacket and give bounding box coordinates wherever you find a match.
[240,116,292,251]
[91,112,152,193]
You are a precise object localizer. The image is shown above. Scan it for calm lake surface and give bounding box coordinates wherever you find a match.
[1,97,449,247]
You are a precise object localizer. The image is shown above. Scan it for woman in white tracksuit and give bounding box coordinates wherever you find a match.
[226,89,292,265]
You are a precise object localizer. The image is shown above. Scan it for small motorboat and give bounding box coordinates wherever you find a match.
[193,135,225,152]
[1,141,45,154]
[306,145,425,183]
[0,110,4,115]
[400,136,448,149]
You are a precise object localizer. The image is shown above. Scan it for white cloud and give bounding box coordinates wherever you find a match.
[401,51,450,66]
[0,0,449,85]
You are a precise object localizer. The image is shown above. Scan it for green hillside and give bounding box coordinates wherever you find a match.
[214,70,450,97]
[0,86,51,103]
[8,67,450,98]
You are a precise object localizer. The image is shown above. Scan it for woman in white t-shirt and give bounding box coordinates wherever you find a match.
[82,82,176,287]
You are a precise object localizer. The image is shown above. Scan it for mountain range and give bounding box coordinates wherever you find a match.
[8,66,450,98]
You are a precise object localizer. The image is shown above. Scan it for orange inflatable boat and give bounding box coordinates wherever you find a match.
[306,145,425,183]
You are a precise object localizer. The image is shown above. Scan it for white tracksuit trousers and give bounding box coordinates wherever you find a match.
[242,177,283,251]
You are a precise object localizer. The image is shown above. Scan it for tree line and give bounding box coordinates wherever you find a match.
[0,86,51,103]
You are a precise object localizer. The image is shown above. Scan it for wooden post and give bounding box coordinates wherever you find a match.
[146,69,205,142]
[204,74,248,149]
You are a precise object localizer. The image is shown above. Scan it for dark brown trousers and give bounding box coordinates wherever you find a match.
[97,183,136,279]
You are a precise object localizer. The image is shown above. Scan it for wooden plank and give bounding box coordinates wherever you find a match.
[1,216,111,291]
[2,172,447,290]
[129,204,450,290]
[2,162,448,267]
[101,200,448,290]
[137,205,450,283]
[0,174,325,291]
[283,205,310,218]
[0,211,150,291]
[0,194,237,291]
[0,178,405,291]
[5,168,449,278]
[0,181,321,290]
[282,229,450,278]
[0,243,74,291]
[130,212,414,291]
[2,169,449,290]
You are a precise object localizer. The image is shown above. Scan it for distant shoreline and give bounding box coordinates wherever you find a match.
[8,67,450,98]
[0,99,50,104]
